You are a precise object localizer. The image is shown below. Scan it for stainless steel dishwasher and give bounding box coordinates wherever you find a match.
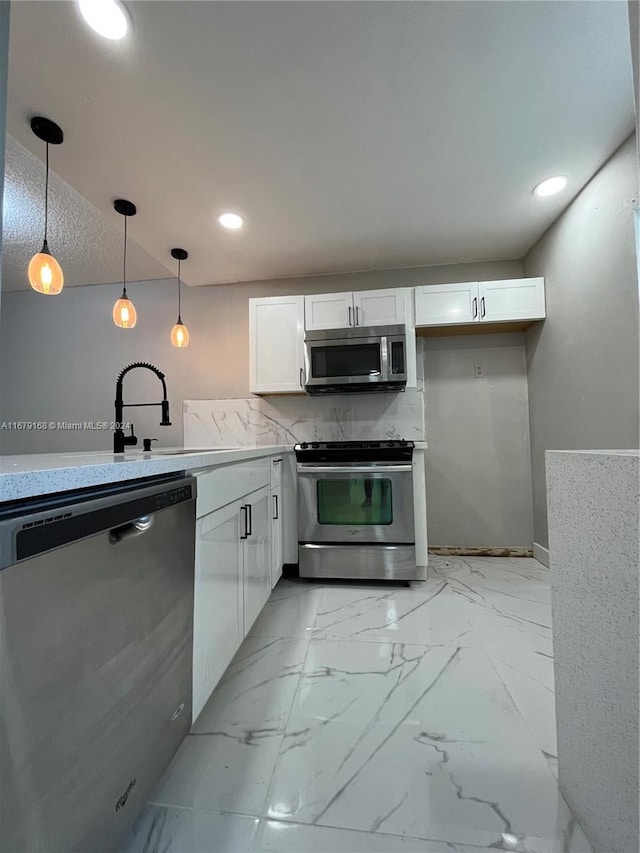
[0,473,196,853]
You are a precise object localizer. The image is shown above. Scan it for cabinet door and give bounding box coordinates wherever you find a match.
[249,296,305,394]
[478,277,546,322]
[270,485,283,589]
[353,288,407,327]
[414,282,479,326]
[193,499,244,722]
[304,292,353,330]
[242,485,272,635]
[281,452,299,564]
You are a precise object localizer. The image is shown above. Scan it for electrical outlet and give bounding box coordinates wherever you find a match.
[474,363,485,379]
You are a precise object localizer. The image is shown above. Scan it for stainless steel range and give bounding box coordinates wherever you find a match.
[295,440,418,580]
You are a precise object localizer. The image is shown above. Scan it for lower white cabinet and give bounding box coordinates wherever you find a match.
[270,457,284,588]
[193,498,244,722]
[271,484,283,588]
[242,484,272,634]
[192,459,276,722]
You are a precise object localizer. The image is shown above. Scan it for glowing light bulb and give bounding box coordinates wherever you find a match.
[171,322,189,348]
[28,250,64,295]
[113,295,137,328]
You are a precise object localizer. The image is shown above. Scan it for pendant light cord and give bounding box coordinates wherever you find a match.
[177,258,182,321]
[122,214,128,297]
[43,142,49,243]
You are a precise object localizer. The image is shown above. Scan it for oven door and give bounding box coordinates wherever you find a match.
[304,335,385,390]
[297,463,415,544]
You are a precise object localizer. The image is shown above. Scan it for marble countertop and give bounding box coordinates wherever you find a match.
[0,446,291,502]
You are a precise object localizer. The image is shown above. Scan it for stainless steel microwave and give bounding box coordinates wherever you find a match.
[304,324,407,394]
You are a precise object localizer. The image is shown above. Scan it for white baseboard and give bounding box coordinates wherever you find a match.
[532,541,550,567]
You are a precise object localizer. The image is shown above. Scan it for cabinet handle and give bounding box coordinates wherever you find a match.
[240,506,248,540]
[246,503,252,536]
[299,368,304,388]
[348,305,352,326]
[273,494,279,520]
[481,296,486,318]
[355,305,360,326]
[472,297,477,319]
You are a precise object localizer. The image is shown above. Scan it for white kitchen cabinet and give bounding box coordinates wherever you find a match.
[305,288,409,331]
[352,288,408,327]
[270,457,284,588]
[304,291,354,330]
[415,282,478,326]
[281,452,299,564]
[478,277,545,322]
[242,484,272,634]
[193,498,244,722]
[192,459,273,722]
[249,295,305,394]
[415,277,545,329]
[270,485,283,588]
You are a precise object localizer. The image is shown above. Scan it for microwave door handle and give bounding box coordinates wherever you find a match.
[381,336,389,381]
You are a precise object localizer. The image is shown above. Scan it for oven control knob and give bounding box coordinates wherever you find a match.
[311,442,320,448]
[300,442,308,449]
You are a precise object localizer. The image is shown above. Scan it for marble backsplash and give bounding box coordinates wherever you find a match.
[184,388,424,447]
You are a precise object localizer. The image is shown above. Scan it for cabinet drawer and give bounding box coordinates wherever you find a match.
[196,457,271,517]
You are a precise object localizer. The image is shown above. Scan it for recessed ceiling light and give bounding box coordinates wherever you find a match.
[533,175,568,198]
[78,0,129,40]
[218,212,244,230]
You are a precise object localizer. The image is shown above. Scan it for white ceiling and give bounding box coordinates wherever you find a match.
[3,0,635,290]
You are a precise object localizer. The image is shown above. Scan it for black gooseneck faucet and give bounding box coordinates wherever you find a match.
[114,361,172,454]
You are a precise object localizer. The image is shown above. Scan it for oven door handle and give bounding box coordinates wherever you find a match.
[296,464,413,474]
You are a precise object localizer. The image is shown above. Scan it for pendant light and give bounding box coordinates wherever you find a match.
[28,116,64,294]
[112,199,137,328]
[170,248,190,348]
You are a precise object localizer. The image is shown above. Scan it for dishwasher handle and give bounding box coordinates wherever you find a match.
[109,514,155,544]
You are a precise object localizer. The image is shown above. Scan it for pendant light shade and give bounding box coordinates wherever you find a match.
[113,199,137,328]
[28,117,64,294]
[170,248,189,348]
[113,295,137,328]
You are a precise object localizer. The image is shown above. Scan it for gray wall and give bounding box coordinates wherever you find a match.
[523,135,639,550]
[0,1,10,420]
[424,333,533,548]
[0,259,521,454]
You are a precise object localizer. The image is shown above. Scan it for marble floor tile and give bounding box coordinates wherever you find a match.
[267,643,587,850]
[487,647,557,760]
[192,635,308,734]
[248,582,324,640]
[123,805,259,853]
[253,818,496,851]
[311,581,478,647]
[124,565,593,853]
[148,730,283,817]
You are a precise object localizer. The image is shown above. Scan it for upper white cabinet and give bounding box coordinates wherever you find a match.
[478,278,545,322]
[414,282,478,326]
[305,288,408,331]
[249,295,305,394]
[352,288,408,327]
[304,292,354,330]
[415,277,545,329]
